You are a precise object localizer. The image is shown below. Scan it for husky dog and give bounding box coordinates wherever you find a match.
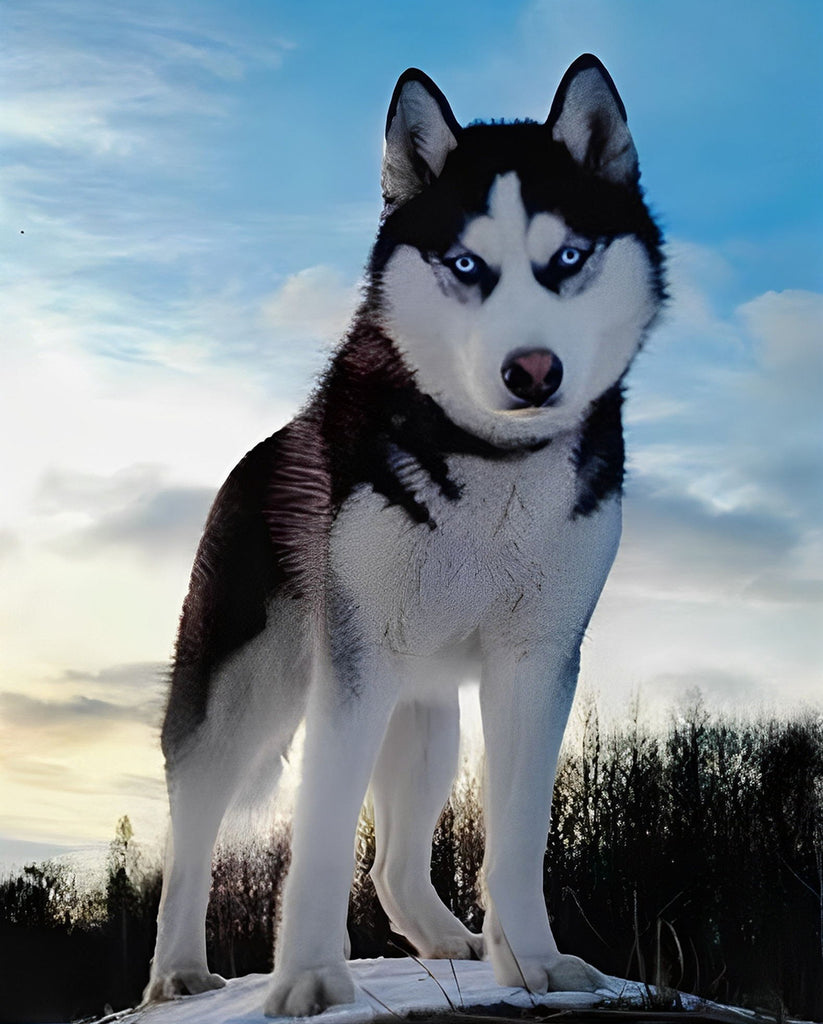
[145,55,664,1017]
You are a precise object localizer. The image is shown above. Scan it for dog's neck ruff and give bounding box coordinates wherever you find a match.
[314,322,623,528]
[315,322,516,530]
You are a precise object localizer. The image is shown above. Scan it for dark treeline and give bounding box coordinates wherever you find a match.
[0,816,162,1023]
[547,700,823,1019]
[2,704,821,1023]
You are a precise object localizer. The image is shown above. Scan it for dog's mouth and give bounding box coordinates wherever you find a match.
[502,394,561,414]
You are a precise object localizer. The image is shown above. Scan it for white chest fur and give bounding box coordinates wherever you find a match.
[327,432,621,658]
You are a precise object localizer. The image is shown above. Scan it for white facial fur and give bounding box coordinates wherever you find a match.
[381,172,659,448]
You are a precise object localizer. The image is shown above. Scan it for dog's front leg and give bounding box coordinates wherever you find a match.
[264,652,399,1018]
[479,634,614,995]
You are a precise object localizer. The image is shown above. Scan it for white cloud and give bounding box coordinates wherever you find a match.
[45,474,214,562]
[739,289,823,398]
[260,265,361,345]
[618,481,798,602]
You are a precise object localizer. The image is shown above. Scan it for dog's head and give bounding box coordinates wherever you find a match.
[372,55,664,449]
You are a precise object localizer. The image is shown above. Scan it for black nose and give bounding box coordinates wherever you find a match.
[501,348,563,406]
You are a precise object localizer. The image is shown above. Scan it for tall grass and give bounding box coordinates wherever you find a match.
[2,703,821,1022]
[547,700,823,1017]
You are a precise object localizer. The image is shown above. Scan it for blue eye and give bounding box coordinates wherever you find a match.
[447,253,484,284]
[559,246,582,266]
[533,244,593,293]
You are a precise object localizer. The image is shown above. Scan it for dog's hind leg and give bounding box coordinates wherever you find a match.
[144,741,242,1001]
[145,628,309,1002]
[370,693,484,959]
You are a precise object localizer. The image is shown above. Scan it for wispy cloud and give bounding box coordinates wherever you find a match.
[64,484,212,560]
[0,691,160,730]
[1,0,292,157]
[0,661,167,734]
[34,465,213,562]
[0,659,168,844]
[62,661,168,693]
[631,281,823,522]
[621,260,823,630]
[620,479,802,603]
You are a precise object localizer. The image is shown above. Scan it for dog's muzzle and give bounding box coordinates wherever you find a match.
[501,348,563,407]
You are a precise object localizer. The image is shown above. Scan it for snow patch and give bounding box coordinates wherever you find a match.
[114,958,764,1024]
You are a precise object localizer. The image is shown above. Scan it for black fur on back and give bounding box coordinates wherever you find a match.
[163,416,331,758]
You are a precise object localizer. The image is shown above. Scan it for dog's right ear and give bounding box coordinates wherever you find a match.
[547,54,639,187]
[382,69,461,209]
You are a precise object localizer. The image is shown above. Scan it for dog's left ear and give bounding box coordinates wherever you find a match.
[547,54,639,187]
[382,69,461,208]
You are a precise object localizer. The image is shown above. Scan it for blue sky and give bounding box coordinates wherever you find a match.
[1,0,821,861]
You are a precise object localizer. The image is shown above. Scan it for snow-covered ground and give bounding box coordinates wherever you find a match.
[112,958,767,1024]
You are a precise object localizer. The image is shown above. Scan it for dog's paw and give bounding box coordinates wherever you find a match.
[380,894,484,962]
[415,927,485,961]
[487,938,616,996]
[503,953,616,995]
[143,968,226,1002]
[264,962,355,1017]
[544,953,617,993]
